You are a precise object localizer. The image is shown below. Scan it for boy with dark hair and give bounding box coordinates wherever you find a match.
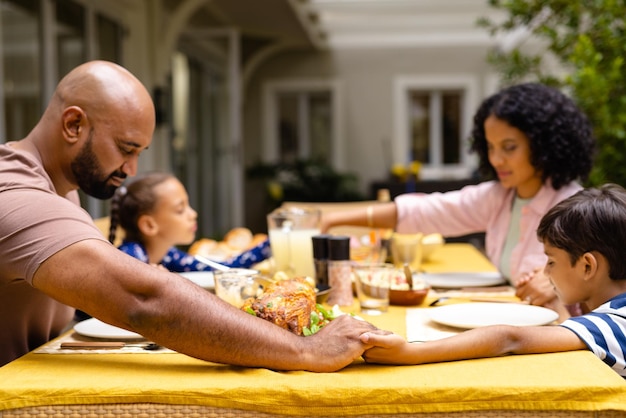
[360,184,626,378]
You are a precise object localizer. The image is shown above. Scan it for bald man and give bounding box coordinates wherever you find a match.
[0,60,379,370]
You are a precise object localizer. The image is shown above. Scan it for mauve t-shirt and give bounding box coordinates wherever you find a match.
[0,143,105,365]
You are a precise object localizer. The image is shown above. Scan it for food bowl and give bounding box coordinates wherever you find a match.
[389,286,430,306]
[179,271,215,292]
[421,233,445,261]
[316,284,332,304]
[388,270,430,306]
[214,269,262,308]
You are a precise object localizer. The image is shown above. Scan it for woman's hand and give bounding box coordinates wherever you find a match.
[319,212,337,234]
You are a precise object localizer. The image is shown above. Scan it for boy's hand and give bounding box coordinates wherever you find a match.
[515,269,556,306]
[360,332,411,364]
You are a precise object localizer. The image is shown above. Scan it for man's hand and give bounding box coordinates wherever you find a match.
[301,315,381,372]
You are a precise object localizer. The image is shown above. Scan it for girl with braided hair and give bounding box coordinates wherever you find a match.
[110,172,269,272]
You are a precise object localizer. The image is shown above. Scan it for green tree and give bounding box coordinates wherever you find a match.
[479,0,626,186]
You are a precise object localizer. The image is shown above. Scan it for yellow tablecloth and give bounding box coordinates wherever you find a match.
[2,345,625,416]
[420,243,496,273]
[1,244,625,417]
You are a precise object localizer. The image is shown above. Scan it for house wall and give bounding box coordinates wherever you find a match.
[243,45,499,196]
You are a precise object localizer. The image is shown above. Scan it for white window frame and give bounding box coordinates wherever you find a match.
[393,75,479,180]
[262,78,345,170]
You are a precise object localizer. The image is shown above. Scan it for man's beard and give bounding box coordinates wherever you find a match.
[71,130,126,199]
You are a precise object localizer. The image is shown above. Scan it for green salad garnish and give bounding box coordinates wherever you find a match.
[303,304,339,336]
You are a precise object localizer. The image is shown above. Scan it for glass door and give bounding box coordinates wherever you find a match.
[170,53,226,240]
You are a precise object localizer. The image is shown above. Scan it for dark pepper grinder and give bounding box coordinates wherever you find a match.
[311,234,331,287]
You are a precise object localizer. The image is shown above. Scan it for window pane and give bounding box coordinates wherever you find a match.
[308,91,331,162]
[2,0,40,141]
[56,0,85,76]
[409,92,430,163]
[442,92,461,164]
[97,14,122,62]
[277,93,299,163]
[277,90,332,164]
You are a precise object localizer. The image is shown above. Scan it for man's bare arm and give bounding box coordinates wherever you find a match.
[33,239,377,372]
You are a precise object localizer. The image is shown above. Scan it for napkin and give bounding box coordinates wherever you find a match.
[405,308,461,343]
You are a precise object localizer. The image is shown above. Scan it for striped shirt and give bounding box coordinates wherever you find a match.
[560,292,626,378]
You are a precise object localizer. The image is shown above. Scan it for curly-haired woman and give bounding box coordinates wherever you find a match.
[321,83,595,318]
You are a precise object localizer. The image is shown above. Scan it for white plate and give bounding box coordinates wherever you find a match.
[73,318,144,340]
[179,271,214,289]
[428,302,559,329]
[418,272,505,288]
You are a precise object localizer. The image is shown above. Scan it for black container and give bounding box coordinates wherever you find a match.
[311,234,332,287]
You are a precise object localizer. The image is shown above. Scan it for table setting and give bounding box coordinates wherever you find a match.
[3,231,626,417]
[48,206,554,360]
[180,204,561,342]
[5,205,625,417]
[33,318,175,354]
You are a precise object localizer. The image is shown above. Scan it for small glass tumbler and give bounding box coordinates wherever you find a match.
[214,269,260,308]
[390,232,423,272]
[352,263,395,315]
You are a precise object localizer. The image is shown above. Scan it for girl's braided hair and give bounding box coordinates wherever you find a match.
[109,172,175,244]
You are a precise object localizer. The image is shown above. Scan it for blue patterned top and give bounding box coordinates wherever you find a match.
[560,292,626,378]
[118,238,271,272]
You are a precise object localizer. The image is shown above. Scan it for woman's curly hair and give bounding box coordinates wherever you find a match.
[469,83,595,190]
[109,172,174,244]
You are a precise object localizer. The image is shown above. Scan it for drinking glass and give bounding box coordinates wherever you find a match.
[267,207,321,278]
[352,263,395,315]
[214,269,260,308]
[390,232,423,272]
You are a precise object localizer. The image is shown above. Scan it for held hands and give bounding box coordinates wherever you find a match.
[305,315,382,372]
[360,332,412,365]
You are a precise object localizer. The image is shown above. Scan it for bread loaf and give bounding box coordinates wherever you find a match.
[189,228,268,261]
[224,227,253,251]
[188,238,217,256]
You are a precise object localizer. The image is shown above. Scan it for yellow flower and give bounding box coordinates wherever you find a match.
[391,161,423,182]
[409,161,422,175]
[391,163,407,178]
[267,181,283,201]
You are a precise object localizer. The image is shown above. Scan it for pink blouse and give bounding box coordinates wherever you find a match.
[395,180,582,283]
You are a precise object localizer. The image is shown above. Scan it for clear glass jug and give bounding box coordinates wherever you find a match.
[267,207,321,278]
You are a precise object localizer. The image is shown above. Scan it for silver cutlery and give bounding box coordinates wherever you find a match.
[193,255,231,271]
[60,341,161,350]
[429,297,528,306]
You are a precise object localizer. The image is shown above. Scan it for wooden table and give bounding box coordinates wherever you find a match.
[1,245,625,417]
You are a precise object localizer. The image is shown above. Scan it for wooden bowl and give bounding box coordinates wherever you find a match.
[389,286,430,306]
